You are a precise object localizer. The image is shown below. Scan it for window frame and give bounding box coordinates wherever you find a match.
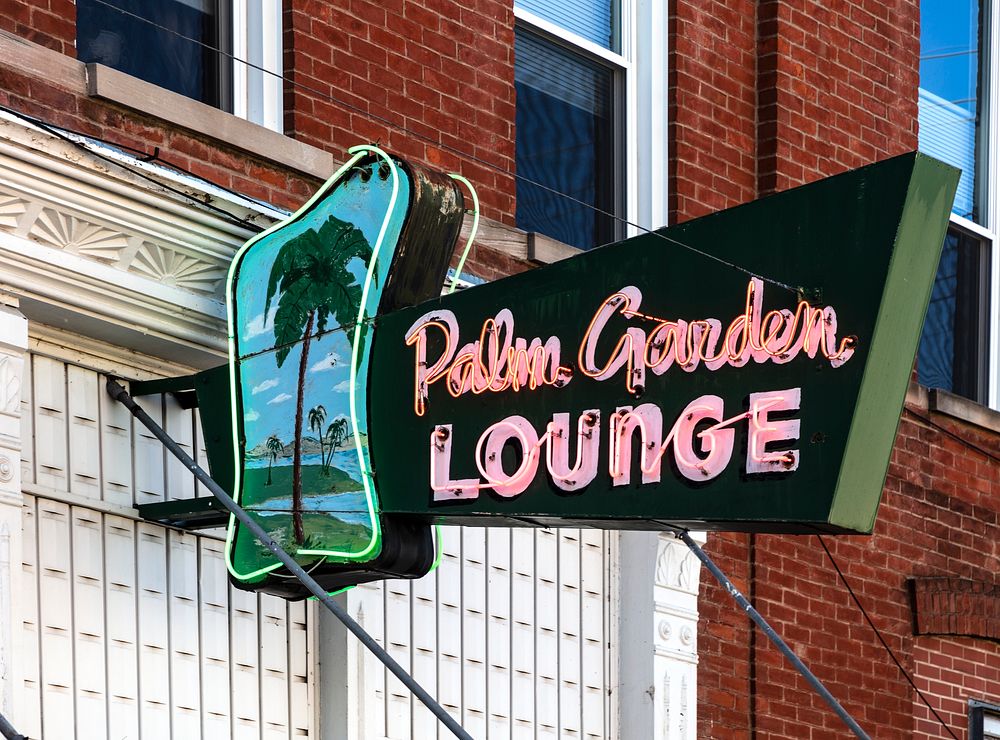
[969,699,1000,739]
[985,0,1000,407]
[76,0,283,133]
[231,0,283,132]
[919,0,1000,407]
[512,0,669,248]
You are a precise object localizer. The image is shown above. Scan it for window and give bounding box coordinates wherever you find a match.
[513,1,667,252]
[970,699,1000,739]
[76,0,282,131]
[515,26,621,250]
[918,0,995,405]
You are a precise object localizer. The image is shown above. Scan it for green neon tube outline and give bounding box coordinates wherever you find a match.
[297,143,399,557]
[431,525,445,572]
[223,145,398,579]
[446,173,480,295]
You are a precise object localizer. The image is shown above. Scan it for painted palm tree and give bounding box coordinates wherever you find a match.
[324,416,350,471]
[308,404,327,475]
[264,214,372,543]
[265,434,283,486]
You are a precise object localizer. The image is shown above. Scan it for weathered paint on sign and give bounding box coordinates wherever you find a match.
[369,152,957,534]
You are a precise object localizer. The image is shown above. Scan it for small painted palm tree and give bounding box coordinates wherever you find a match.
[264,215,372,543]
[324,416,350,471]
[308,404,327,475]
[265,434,283,486]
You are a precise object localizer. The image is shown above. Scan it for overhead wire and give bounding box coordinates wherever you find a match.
[85,0,800,295]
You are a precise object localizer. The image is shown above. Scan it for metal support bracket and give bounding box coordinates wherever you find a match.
[107,377,473,740]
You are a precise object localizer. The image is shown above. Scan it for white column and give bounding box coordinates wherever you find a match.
[617,530,657,739]
[0,301,27,723]
[652,531,703,739]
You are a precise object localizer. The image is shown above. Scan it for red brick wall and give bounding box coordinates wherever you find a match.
[0,0,76,55]
[675,1,998,738]
[914,637,1000,739]
[282,0,517,224]
[669,0,757,222]
[671,0,919,222]
[757,0,919,195]
[696,405,1000,739]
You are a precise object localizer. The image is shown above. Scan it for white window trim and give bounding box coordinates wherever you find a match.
[231,0,283,132]
[922,0,1000,409]
[513,0,669,244]
[985,0,1000,408]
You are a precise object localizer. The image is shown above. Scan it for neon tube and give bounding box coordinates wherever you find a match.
[446,173,480,295]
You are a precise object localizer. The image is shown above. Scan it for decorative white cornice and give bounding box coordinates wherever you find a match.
[0,114,280,367]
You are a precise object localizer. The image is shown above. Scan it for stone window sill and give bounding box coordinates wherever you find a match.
[85,63,335,180]
[907,382,1000,435]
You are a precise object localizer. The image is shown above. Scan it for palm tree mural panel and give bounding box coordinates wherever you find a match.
[226,154,410,582]
[223,148,466,596]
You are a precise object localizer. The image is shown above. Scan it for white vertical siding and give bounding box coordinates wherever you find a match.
[345,524,616,740]
[19,348,316,739]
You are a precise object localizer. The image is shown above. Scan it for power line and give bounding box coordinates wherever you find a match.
[920,49,977,61]
[816,536,960,740]
[85,0,800,295]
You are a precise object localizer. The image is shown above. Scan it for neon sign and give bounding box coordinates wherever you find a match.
[366,152,957,535]
[223,146,468,597]
[219,150,956,596]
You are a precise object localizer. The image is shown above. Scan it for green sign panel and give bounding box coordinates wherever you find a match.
[369,152,956,533]
[221,150,955,596]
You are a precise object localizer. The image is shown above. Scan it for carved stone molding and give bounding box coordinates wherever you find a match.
[654,531,703,739]
[0,113,280,366]
[655,534,701,596]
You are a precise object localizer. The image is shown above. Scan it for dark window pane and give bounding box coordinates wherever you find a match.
[515,28,619,251]
[917,229,988,401]
[918,0,980,220]
[77,0,229,109]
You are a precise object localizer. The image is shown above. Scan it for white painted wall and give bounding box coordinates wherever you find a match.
[14,339,315,740]
[320,525,617,740]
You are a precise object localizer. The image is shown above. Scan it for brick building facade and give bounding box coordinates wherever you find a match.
[0,0,998,738]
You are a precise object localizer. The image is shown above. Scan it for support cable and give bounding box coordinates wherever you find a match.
[816,535,960,740]
[675,530,870,739]
[0,711,27,740]
[105,378,474,740]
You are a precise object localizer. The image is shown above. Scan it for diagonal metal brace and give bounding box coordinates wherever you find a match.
[676,530,869,739]
[106,378,474,740]
[0,711,27,740]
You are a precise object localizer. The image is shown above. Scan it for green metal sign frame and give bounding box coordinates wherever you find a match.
[369,152,957,534]
[205,149,955,596]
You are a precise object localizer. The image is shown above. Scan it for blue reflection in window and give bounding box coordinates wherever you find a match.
[918,0,980,220]
[77,0,228,109]
[515,29,618,251]
[517,0,619,51]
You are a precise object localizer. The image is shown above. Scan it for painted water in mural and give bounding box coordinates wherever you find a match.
[226,152,412,580]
